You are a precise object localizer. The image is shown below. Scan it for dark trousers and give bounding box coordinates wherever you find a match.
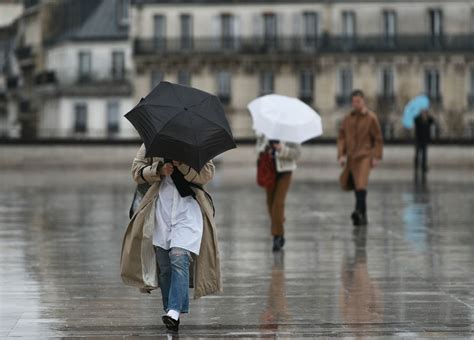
[355,190,367,214]
[414,143,428,173]
[349,172,367,214]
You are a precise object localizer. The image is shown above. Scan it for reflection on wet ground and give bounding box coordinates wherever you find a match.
[0,165,473,338]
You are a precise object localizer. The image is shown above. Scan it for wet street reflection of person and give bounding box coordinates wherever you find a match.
[339,226,384,338]
[260,251,291,333]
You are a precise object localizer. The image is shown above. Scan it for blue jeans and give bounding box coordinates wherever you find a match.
[155,246,190,314]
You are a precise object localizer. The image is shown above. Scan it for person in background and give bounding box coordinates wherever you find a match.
[337,90,384,226]
[414,109,436,175]
[257,136,301,251]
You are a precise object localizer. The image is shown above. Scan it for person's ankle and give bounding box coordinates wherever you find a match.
[167,309,180,321]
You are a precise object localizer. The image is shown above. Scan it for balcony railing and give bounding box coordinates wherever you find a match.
[134,34,474,55]
[34,71,132,97]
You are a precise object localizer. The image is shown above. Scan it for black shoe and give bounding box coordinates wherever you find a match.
[162,315,179,332]
[351,210,362,226]
[272,236,284,252]
[351,210,368,226]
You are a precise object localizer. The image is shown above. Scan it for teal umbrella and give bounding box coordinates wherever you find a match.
[402,95,430,129]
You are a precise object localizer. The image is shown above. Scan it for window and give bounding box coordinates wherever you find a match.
[263,13,277,47]
[221,14,235,49]
[381,67,394,97]
[180,14,193,49]
[425,68,441,103]
[299,70,314,104]
[260,71,274,96]
[216,71,231,105]
[74,103,87,133]
[78,51,91,81]
[153,15,167,50]
[470,67,474,94]
[337,68,352,106]
[342,11,356,38]
[112,51,125,80]
[178,70,191,86]
[469,68,474,108]
[303,12,319,47]
[118,0,129,25]
[382,10,397,42]
[150,70,163,90]
[107,101,120,134]
[429,9,443,37]
[470,9,474,33]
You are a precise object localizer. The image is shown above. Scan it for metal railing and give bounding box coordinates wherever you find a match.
[134,34,474,55]
[34,70,132,86]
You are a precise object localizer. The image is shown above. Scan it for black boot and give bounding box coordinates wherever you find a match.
[351,210,362,226]
[351,210,368,226]
[272,236,285,252]
[162,315,179,332]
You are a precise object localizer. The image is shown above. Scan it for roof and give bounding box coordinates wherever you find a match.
[45,0,128,46]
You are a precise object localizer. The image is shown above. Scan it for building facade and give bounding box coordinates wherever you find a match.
[0,0,23,138]
[131,0,474,139]
[4,0,136,139]
[35,0,136,139]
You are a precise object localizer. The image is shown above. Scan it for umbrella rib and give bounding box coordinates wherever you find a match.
[188,96,211,109]
[170,83,185,107]
[140,103,184,109]
[193,96,232,131]
[193,111,234,141]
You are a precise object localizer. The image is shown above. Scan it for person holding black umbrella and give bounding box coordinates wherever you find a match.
[128,145,216,332]
[121,82,236,332]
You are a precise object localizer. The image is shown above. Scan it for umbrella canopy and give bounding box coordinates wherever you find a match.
[247,94,323,143]
[125,81,236,171]
[402,95,430,129]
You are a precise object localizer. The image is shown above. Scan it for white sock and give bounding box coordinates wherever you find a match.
[167,309,180,321]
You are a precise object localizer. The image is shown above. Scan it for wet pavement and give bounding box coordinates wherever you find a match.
[1,163,474,339]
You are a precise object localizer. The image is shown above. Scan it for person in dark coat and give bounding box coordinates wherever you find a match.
[414,110,436,174]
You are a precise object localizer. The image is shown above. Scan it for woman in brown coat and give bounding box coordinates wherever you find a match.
[337,90,383,226]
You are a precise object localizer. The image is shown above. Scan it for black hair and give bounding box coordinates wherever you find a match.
[350,89,365,99]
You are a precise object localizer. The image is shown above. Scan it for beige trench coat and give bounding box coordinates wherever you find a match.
[337,110,384,191]
[120,144,222,299]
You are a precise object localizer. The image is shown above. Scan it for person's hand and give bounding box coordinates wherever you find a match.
[160,163,174,176]
[338,156,346,168]
[371,158,379,168]
[172,160,182,167]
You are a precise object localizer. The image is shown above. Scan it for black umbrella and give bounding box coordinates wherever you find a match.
[125,81,236,171]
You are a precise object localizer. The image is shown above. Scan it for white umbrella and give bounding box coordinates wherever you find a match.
[247,94,323,143]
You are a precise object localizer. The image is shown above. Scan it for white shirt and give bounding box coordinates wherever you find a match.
[153,176,203,255]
